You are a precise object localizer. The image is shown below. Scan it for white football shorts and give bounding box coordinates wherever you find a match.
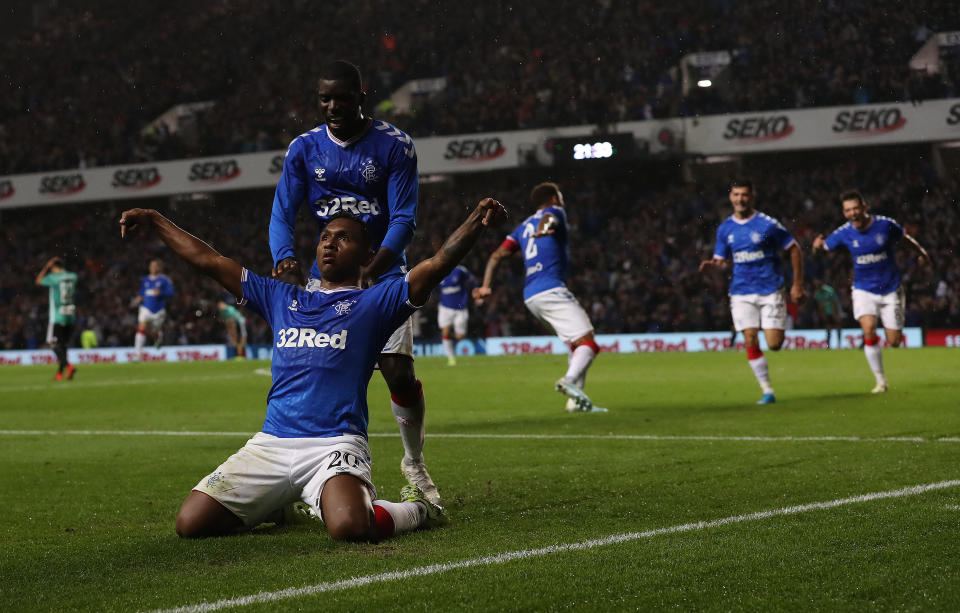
[193,432,376,528]
[524,287,594,344]
[437,304,468,336]
[852,287,905,330]
[729,291,787,331]
[138,306,166,332]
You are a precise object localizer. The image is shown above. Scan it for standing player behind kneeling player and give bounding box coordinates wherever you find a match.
[812,190,930,393]
[35,257,78,381]
[217,299,247,359]
[132,259,174,360]
[118,198,506,540]
[699,179,805,405]
[474,182,604,413]
[437,264,477,365]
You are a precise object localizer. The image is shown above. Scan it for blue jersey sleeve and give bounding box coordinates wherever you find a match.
[824,227,845,252]
[238,269,282,328]
[269,138,309,265]
[713,225,731,260]
[885,218,904,242]
[162,276,174,298]
[771,220,794,250]
[380,139,419,256]
[370,276,417,338]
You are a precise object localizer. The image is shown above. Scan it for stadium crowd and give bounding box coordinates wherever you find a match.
[2,151,956,351]
[3,0,959,174]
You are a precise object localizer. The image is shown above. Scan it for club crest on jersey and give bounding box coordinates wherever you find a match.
[750,231,761,244]
[853,239,859,248]
[727,234,734,244]
[288,299,300,312]
[360,159,379,183]
[314,168,326,183]
[333,299,357,316]
[875,234,885,245]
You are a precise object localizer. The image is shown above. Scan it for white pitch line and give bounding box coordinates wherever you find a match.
[144,479,960,613]
[0,430,958,444]
[0,374,251,393]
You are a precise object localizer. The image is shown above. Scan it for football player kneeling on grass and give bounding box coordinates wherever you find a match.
[119,197,507,541]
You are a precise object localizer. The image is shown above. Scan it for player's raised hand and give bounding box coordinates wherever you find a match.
[790,283,806,306]
[472,286,492,306]
[476,198,507,226]
[272,257,307,287]
[119,208,155,238]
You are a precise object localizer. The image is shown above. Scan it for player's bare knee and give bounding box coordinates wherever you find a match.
[380,356,416,391]
[325,512,373,542]
[767,340,784,351]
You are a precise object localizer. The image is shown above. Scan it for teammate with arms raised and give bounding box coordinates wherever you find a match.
[133,259,174,359]
[36,257,78,380]
[119,198,506,540]
[812,190,930,393]
[437,264,477,365]
[474,182,604,413]
[700,179,805,404]
[269,60,439,502]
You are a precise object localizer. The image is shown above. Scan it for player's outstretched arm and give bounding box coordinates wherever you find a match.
[408,198,507,307]
[903,233,932,268]
[698,257,728,273]
[474,244,513,304]
[811,234,827,252]
[788,243,806,304]
[120,209,242,298]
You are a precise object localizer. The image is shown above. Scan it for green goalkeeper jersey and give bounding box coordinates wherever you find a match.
[41,271,78,325]
[219,304,246,325]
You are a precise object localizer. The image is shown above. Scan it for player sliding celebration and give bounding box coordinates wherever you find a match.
[119,197,506,540]
[4,4,959,608]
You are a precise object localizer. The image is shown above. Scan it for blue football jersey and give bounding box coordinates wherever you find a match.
[239,269,416,438]
[713,212,795,295]
[824,215,903,294]
[504,206,570,300]
[269,119,418,281]
[139,274,174,313]
[438,265,477,310]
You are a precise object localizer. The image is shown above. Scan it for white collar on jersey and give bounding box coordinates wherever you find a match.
[730,211,757,225]
[326,117,373,148]
[314,285,362,293]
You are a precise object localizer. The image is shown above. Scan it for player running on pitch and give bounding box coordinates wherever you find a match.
[119,197,507,541]
[133,259,174,360]
[437,264,477,365]
[268,60,440,503]
[474,182,604,413]
[35,257,78,381]
[812,190,930,393]
[699,179,805,404]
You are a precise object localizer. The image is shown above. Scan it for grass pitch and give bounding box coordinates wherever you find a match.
[1,348,959,612]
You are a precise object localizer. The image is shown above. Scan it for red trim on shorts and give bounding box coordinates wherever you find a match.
[863,336,880,346]
[372,503,395,539]
[746,346,764,360]
[390,379,424,408]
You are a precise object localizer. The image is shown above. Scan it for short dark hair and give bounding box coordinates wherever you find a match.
[324,213,372,250]
[318,60,362,89]
[840,189,866,205]
[50,257,64,268]
[530,182,561,206]
[729,178,754,192]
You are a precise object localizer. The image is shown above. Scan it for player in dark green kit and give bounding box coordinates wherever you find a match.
[36,257,78,380]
